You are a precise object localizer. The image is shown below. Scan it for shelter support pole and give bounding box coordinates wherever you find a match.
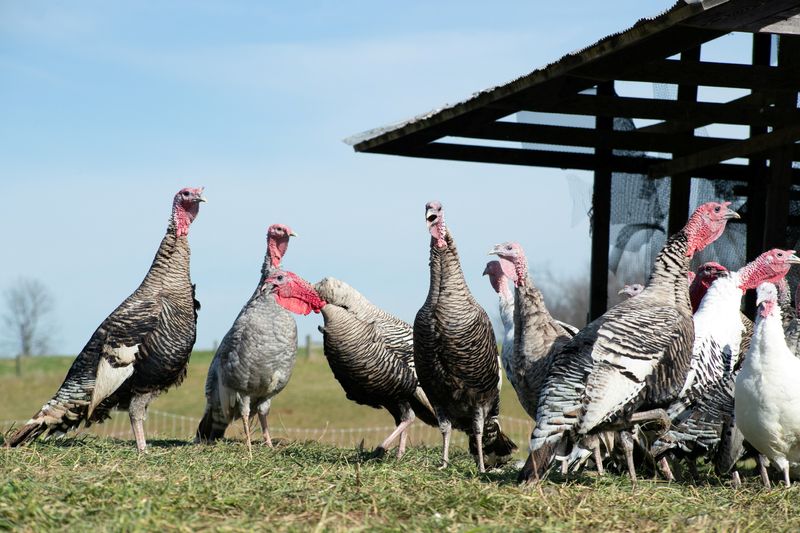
[763,35,799,250]
[590,82,614,321]
[744,34,773,316]
[668,46,701,236]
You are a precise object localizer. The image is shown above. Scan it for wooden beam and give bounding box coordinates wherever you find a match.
[534,94,800,127]
[650,123,800,178]
[637,91,774,135]
[590,82,613,320]
[578,58,800,90]
[455,121,728,154]
[374,141,800,182]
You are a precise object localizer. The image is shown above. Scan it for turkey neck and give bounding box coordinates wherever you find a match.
[646,230,691,308]
[146,223,192,292]
[513,273,563,399]
[429,234,471,301]
[748,310,786,371]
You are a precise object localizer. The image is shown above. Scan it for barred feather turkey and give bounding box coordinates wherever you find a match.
[414,201,516,472]
[268,272,436,458]
[651,251,800,477]
[523,201,739,482]
[195,224,298,454]
[487,242,577,418]
[6,187,207,451]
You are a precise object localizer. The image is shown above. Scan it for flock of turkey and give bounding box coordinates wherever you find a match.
[7,187,800,488]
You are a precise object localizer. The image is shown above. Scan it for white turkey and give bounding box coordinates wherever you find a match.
[736,282,800,487]
[196,224,298,454]
[523,201,739,482]
[414,201,516,472]
[7,187,207,451]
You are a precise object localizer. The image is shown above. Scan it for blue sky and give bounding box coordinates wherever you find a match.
[0,1,747,355]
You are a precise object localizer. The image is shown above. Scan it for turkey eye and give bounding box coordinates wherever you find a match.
[778,252,784,257]
[277,275,284,281]
[714,206,720,212]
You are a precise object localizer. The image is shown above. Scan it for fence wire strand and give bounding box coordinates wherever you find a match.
[1,411,533,450]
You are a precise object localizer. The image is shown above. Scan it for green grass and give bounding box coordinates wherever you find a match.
[3,439,800,532]
[3,355,800,531]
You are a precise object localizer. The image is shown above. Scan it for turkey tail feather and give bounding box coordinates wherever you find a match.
[195,406,227,443]
[518,436,561,483]
[6,419,49,447]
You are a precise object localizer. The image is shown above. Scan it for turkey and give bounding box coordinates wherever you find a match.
[735,282,800,487]
[650,250,800,477]
[195,224,298,454]
[689,262,728,313]
[618,284,644,299]
[414,201,516,472]
[267,272,436,458]
[523,201,739,482]
[483,260,517,392]
[7,187,207,451]
[487,242,577,419]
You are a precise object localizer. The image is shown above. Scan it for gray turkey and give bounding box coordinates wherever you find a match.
[414,201,516,472]
[650,250,799,479]
[196,224,298,454]
[523,201,739,482]
[6,187,207,451]
[269,273,437,458]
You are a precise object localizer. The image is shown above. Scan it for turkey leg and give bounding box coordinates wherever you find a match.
[436,410,452,469]
[374,414,415,459]
[757,454,772,489]
[240,400,253,459]
[129,393,153,453]
[257,399,273,448]
[473,408,486,473]
[619,430,637,484]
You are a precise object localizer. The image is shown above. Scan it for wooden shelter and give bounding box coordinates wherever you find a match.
[348,0,800,319]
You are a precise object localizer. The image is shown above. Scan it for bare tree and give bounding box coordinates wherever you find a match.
[2,277,55,376]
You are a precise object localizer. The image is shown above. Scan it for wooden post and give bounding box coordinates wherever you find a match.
[590,81,614,321]
[668,46,701,236]
[763,35,798,249]
[305,334,312,360]
[744,34,774,316]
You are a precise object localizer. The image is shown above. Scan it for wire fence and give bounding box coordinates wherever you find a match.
[1,410,533,450]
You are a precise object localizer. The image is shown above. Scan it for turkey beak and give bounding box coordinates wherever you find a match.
[487,244,502,256]
[787,253,800,265]
[723,208,739,220]
[617,288,627,295]
[289,231,298,237]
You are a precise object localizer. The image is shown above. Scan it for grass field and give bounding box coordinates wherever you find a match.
[3,354,800,531]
